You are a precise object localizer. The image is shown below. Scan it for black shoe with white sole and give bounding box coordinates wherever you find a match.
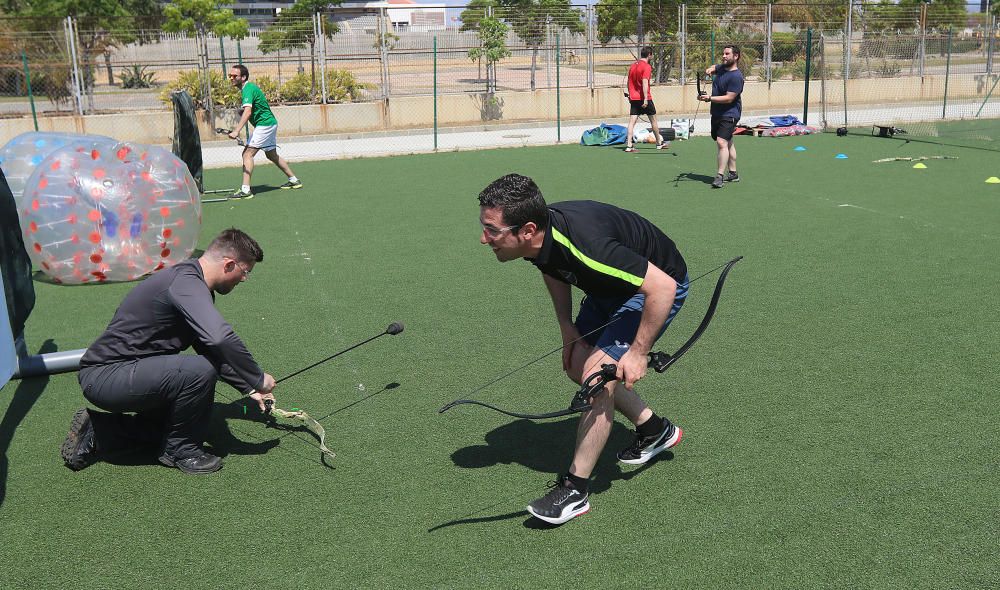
[725,171,740,183]
[61,408,98,471]
[617,422,683,465]
[527,476,590,525]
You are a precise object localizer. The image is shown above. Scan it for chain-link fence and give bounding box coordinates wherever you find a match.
[1,4,997,142]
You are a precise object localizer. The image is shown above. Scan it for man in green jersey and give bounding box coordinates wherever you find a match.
[228,64,301,199]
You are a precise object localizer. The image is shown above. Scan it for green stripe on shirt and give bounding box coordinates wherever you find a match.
[551,228,644,286]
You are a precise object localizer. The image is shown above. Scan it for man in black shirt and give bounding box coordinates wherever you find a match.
[478,174,689,524]
[61,228,277,474]
[699,44,745,188]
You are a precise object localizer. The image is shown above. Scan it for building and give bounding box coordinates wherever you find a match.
[333,0,447,33]
[227,0,296,26]
[221,0,447,30]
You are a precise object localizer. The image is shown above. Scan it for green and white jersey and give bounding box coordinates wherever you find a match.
[241,82,277,127]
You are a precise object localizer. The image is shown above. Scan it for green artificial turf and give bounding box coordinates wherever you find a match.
[1,132,998,588]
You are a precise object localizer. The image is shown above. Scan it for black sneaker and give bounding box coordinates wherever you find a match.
[526,476,590,525]
[61,408,98,471]
[159,451,223,475]
[279,180,303,189]
[617,422,683,465]
[725,171,740,183]
[711,174,725,189]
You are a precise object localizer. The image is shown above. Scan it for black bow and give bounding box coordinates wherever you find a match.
[439,256,743,421]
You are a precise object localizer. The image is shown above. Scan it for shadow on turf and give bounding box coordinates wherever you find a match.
[203,382,404,469]
[428,418,673,531]
[0,339,57,508]
[672,172,716,186]
[250,185,283,196]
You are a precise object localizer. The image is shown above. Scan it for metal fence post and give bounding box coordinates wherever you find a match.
[379,8,391,98]
[844,0,852,85]
[988,15,996,75]
[317,13,328,104]
[803,28,812,125]
[919,2,927,77]
[64,16,84,116]
[433,35,437,151]
[21,51,38,131]
[765,3,773,85]
[680,3,686,86]
[586,4,594,89]
[220,36,227,75]
[556,33,561,143]
[637,0,644,51]
[942,26,952,118]
[820,32,828,128]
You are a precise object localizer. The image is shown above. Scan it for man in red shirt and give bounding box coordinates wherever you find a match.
[625,47,667,153]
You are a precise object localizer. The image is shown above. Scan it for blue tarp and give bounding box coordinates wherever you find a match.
[580,123,628,146]
[769,115,803,127]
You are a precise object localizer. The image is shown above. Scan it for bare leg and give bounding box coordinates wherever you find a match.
[716,136,730,175]
[625,114,639,148]
[265,149,296,178]
[727,140,737,173]
[649,114,663,144]
[242,146,259,187]
[564,345,653,479]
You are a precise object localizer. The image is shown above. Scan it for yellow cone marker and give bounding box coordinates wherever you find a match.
[986,176,1000,184]
[912,163,927,169]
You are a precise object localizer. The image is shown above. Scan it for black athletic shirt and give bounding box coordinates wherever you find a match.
[80,258,265,394]
[528,200,687,298]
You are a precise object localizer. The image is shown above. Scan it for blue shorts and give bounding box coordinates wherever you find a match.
[575,275,689,361]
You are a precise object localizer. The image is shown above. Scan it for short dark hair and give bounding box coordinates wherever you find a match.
[478,174,549,230]
[640,46,653,59]
[724,44,740,60]
[232,64,249,79]
[206,228,263,264]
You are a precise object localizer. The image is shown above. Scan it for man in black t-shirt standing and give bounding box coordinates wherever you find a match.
[699,44,745,188]
[478,173,689,525]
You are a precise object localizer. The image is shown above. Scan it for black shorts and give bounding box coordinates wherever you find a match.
[711,116,738,140]
[629,99,656,116]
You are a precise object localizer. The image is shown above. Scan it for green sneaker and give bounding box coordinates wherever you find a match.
[280,180,303,190]
[230,189,254,200]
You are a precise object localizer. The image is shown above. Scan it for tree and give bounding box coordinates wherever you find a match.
[595,0,682,82]
[24,0,163,111]
[496,0,583,91]
[901,0,966,30]
[772,1,846,30]
[468,15,511,93]
[258,0,340,93]
[163,0,249,118]
[459,0,497,81]
[163,0,248,39]
[499,0,585,91]
[460,0,494,32]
